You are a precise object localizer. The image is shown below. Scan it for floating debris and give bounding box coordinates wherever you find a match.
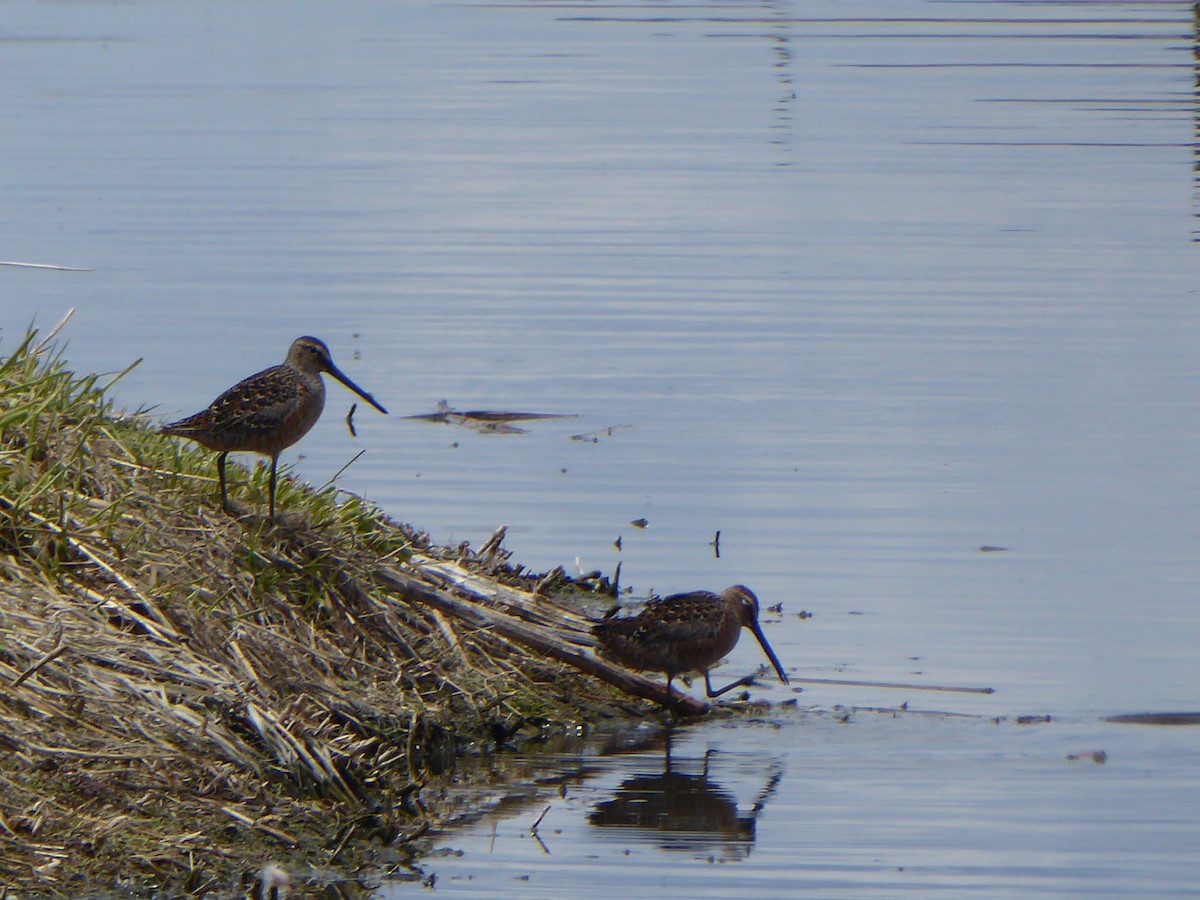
[630,518,649,529]
[1066,750,1108,764]
[530,804,551,836]
[793,677,993,695]
[568,424,634,442]
[405,400,577,435]
[979,545,1009,553]
[1104,712,1200,726]
[0,259,92,271]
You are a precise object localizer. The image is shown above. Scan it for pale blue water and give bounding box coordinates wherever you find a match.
[399,715,1199,898]
[3,0,1199,895]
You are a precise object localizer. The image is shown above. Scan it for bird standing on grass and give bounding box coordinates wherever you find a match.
[162,335,388,520]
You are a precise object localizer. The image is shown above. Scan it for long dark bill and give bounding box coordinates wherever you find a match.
[749,619,790,685]
[328,364,389,415]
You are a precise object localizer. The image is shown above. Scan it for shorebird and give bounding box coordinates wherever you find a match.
[161,336,388,520]
[593,584,790,708]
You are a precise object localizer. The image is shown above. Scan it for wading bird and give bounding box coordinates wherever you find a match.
[594,584,790,709]
[162,335,387,520]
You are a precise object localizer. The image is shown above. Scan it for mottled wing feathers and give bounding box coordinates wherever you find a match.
[598,592,721,642]
[593,591,739,677]
[207,367,304,431]
[162,365,320,453]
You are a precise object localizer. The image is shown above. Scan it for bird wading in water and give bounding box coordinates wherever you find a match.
[594,584,790,709]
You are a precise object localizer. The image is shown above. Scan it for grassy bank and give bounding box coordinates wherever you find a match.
[0,323,629,897]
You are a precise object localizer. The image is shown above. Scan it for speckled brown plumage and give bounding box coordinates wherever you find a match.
[162,336,387,520]
[594,585,790,706]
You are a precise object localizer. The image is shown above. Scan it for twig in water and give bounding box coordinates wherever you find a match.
[794,676,994,695]
[531,803,553,850]
[1,261,91,271]
[345,402,358,437]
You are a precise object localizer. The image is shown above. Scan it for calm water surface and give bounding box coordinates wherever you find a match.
[3,0,1200,895]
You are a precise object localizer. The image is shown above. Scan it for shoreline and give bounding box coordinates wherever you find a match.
[0,326,689,897]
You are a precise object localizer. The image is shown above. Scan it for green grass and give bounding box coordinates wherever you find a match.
[0,321,606,897]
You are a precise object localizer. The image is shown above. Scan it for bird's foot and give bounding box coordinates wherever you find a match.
[706,673,760,698]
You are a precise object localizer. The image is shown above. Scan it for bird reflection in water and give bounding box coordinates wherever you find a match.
[587,735,783,862]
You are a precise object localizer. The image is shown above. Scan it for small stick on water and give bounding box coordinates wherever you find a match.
[345,402,358,437]
[0,261,91,271]
[711,530,721,559]
[794,677,994,695]
[530,804,552,853]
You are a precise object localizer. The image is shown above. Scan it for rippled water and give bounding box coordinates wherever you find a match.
[4,0,1200,895]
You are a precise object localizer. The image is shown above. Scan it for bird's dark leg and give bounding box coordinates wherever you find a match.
[268,454,279,521]
[216,452,231,514]
[705,669,759,698]
[662,673,679,724]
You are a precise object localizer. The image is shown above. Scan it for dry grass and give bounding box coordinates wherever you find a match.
[0,322,621,897]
